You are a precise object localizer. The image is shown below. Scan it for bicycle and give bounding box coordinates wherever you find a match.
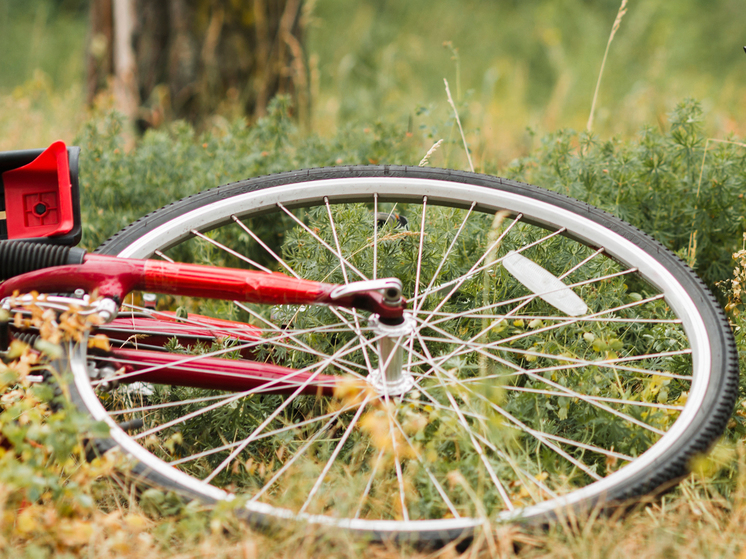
[0,141,738,545]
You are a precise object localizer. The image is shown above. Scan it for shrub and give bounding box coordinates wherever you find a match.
[75,97,418,251]
[505,99,746,291]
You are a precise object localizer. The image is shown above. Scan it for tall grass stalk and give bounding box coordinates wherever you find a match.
[444,78,474,172]
[587,0,628,133]
[418,139,444,167]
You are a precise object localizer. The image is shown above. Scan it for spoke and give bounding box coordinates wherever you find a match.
[323,197,376,373]
[422,268,641,331]
[610,350,693,364]
[416,330,559,505]
[234,215,373,362]
[383,394,409,521]
[419,325,668,436]
[190,229,273,273]
[236,207,378,375]
[409,223,570,366]
[231,215,302,279]
[464,409,632,464]
[96,354,340,393]
[202,336,365,484]
[413,214,525,318]
[399,395,489,421]
[534,431,634,462]
[249,403,358,503]
[416,330,692,382]
[133,386,272,441]
[277,202,368,281]
[413,220,566,309]
[203,216,372,370]
[373,193,378,281]
[107,392,237,416]
[419,201,476,313]
[412,293,678,386]
[94,321,356,386]
[430,357,605,482]
[91,339,268,386]
[405,197,429,378]
[131,335,364,441]
[475,295,667,351]
[232,301,369,376]
[389,410,461,519]
[411,342,632,481]
[154,250,175,263]
[491,384,684,412]
[422,247,604,388]
[426,350,514,510]
[419,313,682,325]
[467,429,560,501]
[445,247,604,371]
[299,395,372,513]
[354,448,385,519]
[413,196,428,316]
[325,197,352,285]
[97,313,383,387]
[119,300,355,339]
[418,320,675,434]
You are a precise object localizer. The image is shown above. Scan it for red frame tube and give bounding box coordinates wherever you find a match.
[110,347,338,396]
[0,254,405,320]
[3,254,402,395]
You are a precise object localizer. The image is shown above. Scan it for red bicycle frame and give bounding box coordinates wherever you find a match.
[2,254,406,396]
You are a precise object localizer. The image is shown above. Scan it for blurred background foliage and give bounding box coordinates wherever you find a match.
[0,0,87,91]
[1,0,746,291]
[309,0,745,147]
[1,0,746,292]
[1,0,746,162]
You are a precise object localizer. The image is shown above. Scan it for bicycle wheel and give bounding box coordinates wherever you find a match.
[67,166,736,544]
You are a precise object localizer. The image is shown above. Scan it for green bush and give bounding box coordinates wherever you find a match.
[505,99,746,291]
[77,98,746,295]
[75,97,418,251]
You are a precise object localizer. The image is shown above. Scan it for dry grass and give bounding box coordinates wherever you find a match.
[5,470,746,558]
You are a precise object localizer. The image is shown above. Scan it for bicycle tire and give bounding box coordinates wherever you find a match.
[63,166,736,544]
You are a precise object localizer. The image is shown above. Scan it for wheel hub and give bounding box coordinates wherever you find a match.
[368,311,416,396]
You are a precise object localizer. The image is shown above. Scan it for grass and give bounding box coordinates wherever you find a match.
[3,103,746,556]
[307,0,746,165]
[2,95,746,557]
[1,349,745,559]
[2,1,746,556]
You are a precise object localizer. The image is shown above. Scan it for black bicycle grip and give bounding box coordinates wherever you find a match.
[0,241,86,282]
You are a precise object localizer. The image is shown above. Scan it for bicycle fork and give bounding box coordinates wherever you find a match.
[1,241,415,398]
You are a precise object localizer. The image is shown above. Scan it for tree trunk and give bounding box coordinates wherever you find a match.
[86,0,308,128]
[86,0,114,104]
[112,0,139,128]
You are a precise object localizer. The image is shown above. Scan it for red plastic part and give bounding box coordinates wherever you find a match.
[2,141,74,239]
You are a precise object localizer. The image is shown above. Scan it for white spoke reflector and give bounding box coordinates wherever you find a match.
[502,251,588,316]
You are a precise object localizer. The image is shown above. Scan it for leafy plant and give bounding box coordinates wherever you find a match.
[506,99,746,292]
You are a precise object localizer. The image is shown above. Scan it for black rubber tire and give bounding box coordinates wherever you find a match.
[67,166,737,545]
